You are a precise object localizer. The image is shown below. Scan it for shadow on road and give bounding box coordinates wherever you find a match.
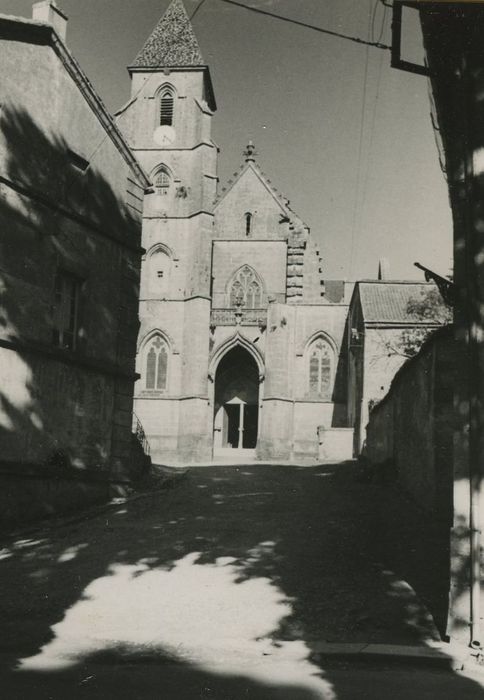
[0,463,482,698]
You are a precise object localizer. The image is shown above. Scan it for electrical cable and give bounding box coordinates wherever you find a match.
[349,0,373,279]
[359,1,387,220]
[217,0,392,50]
[357,45,385,250]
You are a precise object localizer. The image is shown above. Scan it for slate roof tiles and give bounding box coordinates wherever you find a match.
[132,0,204,68]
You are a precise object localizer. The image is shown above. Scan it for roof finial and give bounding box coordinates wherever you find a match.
[243,140,257,162]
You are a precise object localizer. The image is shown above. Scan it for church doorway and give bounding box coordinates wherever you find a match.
[213,346,260,453]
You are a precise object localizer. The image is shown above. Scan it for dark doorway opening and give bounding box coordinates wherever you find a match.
[213,346,260,451]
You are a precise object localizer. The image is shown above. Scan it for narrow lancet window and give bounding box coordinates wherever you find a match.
[308,338,333,397]
[245,212,252,236]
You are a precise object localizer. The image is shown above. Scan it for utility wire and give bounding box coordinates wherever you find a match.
[73,0,388,187]
[350,0,387,277]
[357,44,385,241]
[83,0,207,169]
[218,0,392,50]
[349,0,373,279]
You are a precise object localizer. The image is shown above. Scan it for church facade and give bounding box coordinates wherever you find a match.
[117,0,353,463]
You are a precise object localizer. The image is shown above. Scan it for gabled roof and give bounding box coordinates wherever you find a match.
[214,145,309,233]
[356,281,445,325]
[132,0,204,68]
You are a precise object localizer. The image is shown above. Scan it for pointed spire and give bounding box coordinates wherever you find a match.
[378,258,390,281]
[243,140,257,162]
[133,0,204,68]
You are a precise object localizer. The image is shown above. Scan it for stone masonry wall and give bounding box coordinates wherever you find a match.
[365,326,455,517]
[213,166,293,241]
[0,25,145,521]
[212,240,287,307]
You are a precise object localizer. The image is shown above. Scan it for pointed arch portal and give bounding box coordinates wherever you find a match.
[213,345,260,451]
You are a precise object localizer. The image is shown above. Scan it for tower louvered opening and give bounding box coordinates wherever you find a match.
[160,92,174,126]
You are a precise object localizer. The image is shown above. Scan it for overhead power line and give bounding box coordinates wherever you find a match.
[217,0,392,51]
[349,1,373,278]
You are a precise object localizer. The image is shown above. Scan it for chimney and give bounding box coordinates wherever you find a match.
[32,1,68,41]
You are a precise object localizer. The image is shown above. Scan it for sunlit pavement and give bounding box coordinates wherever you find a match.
[0,462,483,698]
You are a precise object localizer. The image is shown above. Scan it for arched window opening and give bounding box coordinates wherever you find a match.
[308,338,333,397]
[145,336,168,390]
[159,90,174,126]
[245,212,252,236]
[149,249,171,295]
[154,167,171,195]
[228,265,263,309]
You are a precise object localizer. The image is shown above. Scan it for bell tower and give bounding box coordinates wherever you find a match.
[118,0,218,463]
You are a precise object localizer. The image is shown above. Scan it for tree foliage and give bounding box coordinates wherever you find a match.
[384,286,452,359]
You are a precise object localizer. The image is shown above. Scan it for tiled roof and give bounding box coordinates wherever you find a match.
[358,282,445,323]
[132,0,204,68]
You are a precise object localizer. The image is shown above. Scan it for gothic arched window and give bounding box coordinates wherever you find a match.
[229,265,263,308]
[308,337,333,398]
[159,89,174,126]
[145,336,168,391]
[154,166,171,195]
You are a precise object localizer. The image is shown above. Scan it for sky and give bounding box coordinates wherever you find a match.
[1,0,453,281]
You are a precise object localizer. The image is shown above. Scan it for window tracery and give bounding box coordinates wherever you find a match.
[145,335,168,391]
[308,337,333,397]
[154,167,171,195]
[228,266,263,308]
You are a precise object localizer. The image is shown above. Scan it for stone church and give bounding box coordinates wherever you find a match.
[116,0,447,465]
[117,0,352,463]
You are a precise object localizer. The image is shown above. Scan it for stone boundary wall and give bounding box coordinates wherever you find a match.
[364,326,455,636]
[365,325,455,519]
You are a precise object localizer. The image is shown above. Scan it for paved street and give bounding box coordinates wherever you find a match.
[0,462,482,698]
